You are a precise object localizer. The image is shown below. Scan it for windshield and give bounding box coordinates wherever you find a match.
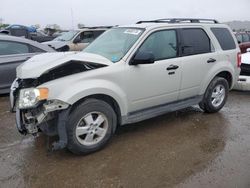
[83,28,144,62]
[53,31,78,41]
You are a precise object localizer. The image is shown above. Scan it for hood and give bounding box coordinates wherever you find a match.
[43,40,68,49]
[17,52,113,79]
[242,52,250,65]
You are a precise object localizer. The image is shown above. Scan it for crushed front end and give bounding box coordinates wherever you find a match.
[10,78,70,150]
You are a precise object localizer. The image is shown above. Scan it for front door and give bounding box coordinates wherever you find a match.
[125,29,182,112]
[0,40,33,93]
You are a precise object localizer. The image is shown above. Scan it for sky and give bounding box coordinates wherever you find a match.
[1,0,250,29]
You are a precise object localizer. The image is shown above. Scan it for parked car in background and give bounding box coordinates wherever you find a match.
[43,27,111,51]
[234,48,250,91]
[235,32,250,53]
[10,18,240,154]
[30,31,57,43]
[0,24,37,39]
[5,24,37,33]
[0,35,55,94]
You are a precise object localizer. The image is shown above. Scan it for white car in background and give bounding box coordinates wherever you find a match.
[43,27,110,52]
[234,48,250,91]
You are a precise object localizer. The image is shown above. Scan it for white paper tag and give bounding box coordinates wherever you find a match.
[124,29,141,35]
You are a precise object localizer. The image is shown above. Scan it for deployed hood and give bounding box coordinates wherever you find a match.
[43,40,68,49]
[242,52,250,65]
[17,52,113,79]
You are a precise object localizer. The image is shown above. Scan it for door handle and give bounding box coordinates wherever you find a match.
[207,58,216,63]
[167,64,179,71]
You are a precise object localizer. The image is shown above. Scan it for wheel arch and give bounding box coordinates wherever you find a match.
[215,71,233,88]
[199,66,236,95]
[70,93,123,125]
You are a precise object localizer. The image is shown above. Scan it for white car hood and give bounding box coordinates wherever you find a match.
[17,52,113,79]
[242,52,250,65]
[43,40,68,49]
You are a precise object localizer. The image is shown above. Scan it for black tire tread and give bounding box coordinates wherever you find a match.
[66,98,117,155]
[199,77,229,113]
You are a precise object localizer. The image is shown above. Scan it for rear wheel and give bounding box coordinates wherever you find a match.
[199,77,229,113]
[67,99,117,155]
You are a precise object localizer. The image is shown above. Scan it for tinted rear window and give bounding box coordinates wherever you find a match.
[181,28,211,56]
[211,28,236,50]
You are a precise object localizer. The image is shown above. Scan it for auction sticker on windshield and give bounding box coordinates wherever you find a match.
[124,29,141,35]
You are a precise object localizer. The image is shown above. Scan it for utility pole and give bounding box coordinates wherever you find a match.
[71,8,74,30]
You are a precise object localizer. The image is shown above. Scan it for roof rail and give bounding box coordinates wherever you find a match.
[136,18,219,24]
[79,26,113,29]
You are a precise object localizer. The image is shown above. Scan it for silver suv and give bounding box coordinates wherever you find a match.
[10,18,241,154]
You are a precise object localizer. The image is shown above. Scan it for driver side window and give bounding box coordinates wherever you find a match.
[138,30,177,61]
[80,31,94,43]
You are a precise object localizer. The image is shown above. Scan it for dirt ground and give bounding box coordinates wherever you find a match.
[0,91,250,188]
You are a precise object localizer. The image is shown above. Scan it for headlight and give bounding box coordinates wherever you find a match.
[18,88,49,109]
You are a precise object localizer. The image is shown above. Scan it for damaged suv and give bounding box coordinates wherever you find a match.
[11,18,240,154]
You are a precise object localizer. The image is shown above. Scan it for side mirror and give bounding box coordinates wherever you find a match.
[73,38,81,44]
[130,51,155,65]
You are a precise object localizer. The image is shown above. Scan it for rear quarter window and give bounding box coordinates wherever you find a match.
[211,28,236,50]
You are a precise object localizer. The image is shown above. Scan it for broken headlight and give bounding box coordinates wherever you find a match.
[18,88,49,109]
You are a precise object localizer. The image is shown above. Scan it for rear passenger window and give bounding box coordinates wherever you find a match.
[138,30,177,61]
[211,28,236,50]
[181,28,211,56]
[0,40,29,55]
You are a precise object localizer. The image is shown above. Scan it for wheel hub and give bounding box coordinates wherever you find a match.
[211,84,225,107]
[75,112,108,146]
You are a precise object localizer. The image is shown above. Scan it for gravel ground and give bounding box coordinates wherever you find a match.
[0,91,250,188]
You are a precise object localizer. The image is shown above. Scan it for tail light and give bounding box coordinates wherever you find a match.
[237,52,242,68]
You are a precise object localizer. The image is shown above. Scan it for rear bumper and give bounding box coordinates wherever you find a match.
[233,75,250,91]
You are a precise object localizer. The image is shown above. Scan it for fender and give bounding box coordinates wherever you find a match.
[199,60,236,95]
[42,78,128,116]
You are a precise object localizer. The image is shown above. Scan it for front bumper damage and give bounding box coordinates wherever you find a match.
[10,80,71,151]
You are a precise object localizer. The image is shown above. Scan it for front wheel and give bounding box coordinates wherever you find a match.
[199,77,229,113]
[66,99,117,155]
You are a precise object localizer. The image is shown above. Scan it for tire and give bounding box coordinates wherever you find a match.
[199,77,229,113]
[66,99,117,155]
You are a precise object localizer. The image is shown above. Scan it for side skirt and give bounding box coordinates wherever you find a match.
[121,95,203,125]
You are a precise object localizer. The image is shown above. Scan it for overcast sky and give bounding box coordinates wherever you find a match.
[1,0,249,29]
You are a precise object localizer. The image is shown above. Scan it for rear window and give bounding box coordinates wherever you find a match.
[181,28,211,56]
[242,33,250,42]
[211,28,236,50]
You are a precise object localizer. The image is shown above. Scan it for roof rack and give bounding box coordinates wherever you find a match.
[136,18,219,24]
[79,26,113,29]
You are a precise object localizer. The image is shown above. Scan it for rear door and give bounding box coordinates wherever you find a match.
[0,40,41,92]
[178,27,218,99]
